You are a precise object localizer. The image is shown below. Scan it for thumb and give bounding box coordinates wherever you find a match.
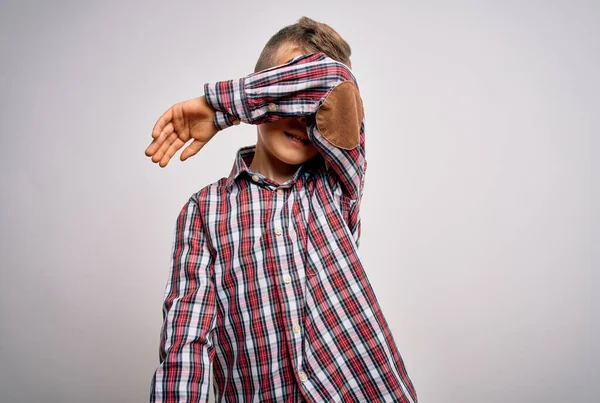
[181,139,206,161]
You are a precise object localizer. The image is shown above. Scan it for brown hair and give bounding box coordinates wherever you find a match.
[254,16,352,72]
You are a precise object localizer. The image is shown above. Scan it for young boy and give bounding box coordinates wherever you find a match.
[145,17,418,403]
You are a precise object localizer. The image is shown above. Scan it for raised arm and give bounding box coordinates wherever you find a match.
[150,195,217,403]
[204,52,366,201]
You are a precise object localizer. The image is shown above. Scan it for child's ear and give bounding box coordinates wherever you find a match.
[315,81,364,150]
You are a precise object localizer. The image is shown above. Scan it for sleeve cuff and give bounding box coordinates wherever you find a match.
[212,111,240,131]
[204,78,249,122]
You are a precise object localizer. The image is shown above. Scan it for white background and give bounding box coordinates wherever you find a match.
[0,1,597,402]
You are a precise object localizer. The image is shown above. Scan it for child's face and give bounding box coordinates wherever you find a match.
[256,43,320,166]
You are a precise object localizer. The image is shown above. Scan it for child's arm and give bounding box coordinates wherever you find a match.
[204,52,366,202]
[149,195,216,402]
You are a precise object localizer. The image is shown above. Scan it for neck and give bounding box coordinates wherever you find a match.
[249,142,300,185]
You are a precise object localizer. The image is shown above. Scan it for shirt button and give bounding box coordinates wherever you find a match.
[277,188,284,195]
[292,324,301,334]
[251,175,259,182]
[267,103,278,112]
[283,274,291,284]
[298,371,308,382]
[275,227,283,236]
[232,119,240,125]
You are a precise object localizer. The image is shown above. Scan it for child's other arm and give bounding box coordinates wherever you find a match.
[204,53,366,202]
[149,195,216,402]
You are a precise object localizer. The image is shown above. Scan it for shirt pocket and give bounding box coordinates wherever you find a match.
[304,195,350,279]
[220,228,263,289]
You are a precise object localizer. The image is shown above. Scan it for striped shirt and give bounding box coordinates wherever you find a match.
[149,53,418,402]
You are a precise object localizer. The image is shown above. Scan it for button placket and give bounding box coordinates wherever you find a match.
[270,187,306,375]
[276,188,293,287]
[273,187,285,236]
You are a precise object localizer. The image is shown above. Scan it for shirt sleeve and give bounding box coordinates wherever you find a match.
[203,52,366,201]
[150,195,217,403]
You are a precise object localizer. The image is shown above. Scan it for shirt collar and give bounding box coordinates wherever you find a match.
[225,145,321,191]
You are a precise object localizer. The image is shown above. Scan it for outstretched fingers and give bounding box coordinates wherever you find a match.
[152,107,173,139]
[159,137,185,167]
[152,131,178,165]
[146,121,174,156]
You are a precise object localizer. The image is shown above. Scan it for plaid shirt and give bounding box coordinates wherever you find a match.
[150,53,418,403]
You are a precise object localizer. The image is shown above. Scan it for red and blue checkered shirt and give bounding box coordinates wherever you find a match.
[150,53,418,402]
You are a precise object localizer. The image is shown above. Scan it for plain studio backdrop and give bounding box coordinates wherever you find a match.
[0,1,597,402]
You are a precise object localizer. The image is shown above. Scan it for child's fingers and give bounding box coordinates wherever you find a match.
[181,139,205,161]
[152,132,177,164]
[160,138,185,167]
[146,122,174,156]
[145,138,159,156]
[158,121,174,138]
[152,122,174,145]
[151,108,173,139]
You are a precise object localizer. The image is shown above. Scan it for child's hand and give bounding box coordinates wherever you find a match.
[145,96,218,167]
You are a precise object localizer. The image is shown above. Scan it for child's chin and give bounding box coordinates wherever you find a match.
[273,146,314,166]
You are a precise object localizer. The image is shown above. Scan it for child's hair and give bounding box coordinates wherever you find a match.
[254,16,352,72]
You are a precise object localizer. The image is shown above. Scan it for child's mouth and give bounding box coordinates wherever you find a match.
[284,131,311,145]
